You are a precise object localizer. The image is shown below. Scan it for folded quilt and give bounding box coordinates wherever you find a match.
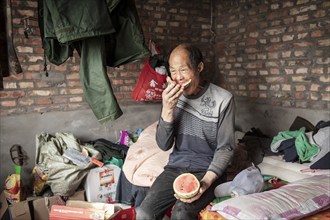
[122,121,173,187]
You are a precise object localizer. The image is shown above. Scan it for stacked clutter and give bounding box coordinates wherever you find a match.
[3,145,27,205]
[1,128,143,220]
[4,173,25,205]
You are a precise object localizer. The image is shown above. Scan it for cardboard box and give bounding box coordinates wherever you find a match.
[0,192,9,220]
[66,200,115,219]
[1,190,136,220]
[0,191,39,220]
[33,190,85,220]
[49,205,105,220]
[8,200,31,220]
[85,165,121,203]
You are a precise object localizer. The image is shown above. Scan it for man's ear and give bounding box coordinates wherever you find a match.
[197,62,204,72]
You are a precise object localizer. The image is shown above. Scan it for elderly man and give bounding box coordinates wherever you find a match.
[136,43,235,220]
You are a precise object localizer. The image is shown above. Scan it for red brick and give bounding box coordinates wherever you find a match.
[66,73,80,80]
[66,81,80,88]
[313,10,326,18]
[310,84,320,91]
[69,97,83,102]
[318,39,330,47]
[3,82,17,89]
[35,98,52,105]
[16,46,33,53]
[27,65,42,71]
[53,97,69,104]
[54,65,67,71]
[321,93,330,101]
[69,89,83,95]
[17,9,34,17]
[35,81,52,88]
[28,90,55,96]
[0,90,24,98]
[1,100,17,107]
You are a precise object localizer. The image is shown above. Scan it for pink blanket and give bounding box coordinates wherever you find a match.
[122,121,172,187]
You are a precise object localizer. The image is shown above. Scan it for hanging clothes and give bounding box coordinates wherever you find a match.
[38,0,150,123]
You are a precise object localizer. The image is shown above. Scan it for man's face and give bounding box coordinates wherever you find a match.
[168,48,200,95]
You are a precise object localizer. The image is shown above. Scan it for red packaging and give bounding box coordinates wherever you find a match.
[49,205,105,220]
[112,207,136,220]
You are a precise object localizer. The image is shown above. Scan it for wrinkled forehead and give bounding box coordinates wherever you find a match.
[169,48,191,68]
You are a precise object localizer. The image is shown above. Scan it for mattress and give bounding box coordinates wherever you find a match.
[258,155,330,182]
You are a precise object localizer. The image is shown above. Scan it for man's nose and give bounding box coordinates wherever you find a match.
[177,71,185,79]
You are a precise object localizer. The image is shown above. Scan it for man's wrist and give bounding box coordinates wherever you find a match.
[161,109,174,122]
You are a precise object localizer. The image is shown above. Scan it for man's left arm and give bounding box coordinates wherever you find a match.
[207,97,236,179]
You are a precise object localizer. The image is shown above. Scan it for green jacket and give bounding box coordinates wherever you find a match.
[271,128,319,162]
[38,0,150,122]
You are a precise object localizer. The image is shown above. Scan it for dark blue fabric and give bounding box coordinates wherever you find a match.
[115,170,149,207]
[310,151,330,169]
[277,138,298,162]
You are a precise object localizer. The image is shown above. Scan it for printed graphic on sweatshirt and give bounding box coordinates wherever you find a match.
[200,96,216,117]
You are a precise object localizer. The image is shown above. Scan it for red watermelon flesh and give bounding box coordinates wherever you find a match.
[173,173,200,199]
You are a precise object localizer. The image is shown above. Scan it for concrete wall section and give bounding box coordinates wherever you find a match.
[235,100,330,137]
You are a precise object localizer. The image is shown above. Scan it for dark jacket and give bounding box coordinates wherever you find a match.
[38,0,150,122]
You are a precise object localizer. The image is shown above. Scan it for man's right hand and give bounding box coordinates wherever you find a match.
[161,77,184,122]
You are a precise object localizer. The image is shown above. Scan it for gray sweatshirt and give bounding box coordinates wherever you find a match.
[156,82,235,177]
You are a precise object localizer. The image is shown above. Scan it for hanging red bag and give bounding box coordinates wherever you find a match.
[131,56,167,102]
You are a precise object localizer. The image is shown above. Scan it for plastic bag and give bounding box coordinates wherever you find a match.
[132,40,168,102]
[131,56,167,101]
[35,132,102,196]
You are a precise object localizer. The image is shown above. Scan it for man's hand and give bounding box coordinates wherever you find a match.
[175,171,218,203]
[161,77,184,122]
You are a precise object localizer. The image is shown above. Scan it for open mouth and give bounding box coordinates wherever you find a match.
[181,79,191,89]
[167,76,191,89]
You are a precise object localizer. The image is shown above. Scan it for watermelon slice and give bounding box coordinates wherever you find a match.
[166,76,191,89]
[173,173,200,199]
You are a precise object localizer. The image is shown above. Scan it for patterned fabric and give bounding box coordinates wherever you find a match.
[301,208,330,220]
[211,175,330,219]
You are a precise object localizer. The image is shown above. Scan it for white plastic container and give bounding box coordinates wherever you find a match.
[84,164,121,203]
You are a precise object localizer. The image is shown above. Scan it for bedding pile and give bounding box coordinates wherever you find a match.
[204,117,330,219]
[260,118,330,182]
[122,121,172,187]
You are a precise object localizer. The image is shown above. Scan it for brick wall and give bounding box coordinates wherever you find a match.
[0,0,214,116]
[0,0,8,89]
[0,0,329,117]
[215,0,329,109]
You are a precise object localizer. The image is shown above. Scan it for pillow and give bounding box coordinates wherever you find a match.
[211,175,330,219]
[258,155,330,182]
